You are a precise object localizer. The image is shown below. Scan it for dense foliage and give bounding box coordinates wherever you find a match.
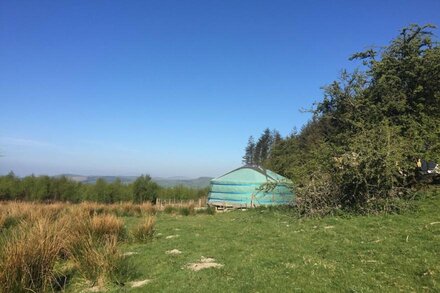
[0,172,208,203]
[246,24,440,215]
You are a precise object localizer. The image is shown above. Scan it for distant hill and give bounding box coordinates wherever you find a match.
[57,174,212,188]
[57,174,137,184]
[154,177,212,188]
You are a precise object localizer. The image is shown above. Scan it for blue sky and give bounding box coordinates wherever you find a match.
[1,0,439,178]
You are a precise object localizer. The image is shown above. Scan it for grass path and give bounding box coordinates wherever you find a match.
[121,195,440,292]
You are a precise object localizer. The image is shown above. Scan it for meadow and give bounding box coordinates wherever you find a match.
[0,188,439,292]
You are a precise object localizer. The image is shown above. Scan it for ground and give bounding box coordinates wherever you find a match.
[106,192,440,292]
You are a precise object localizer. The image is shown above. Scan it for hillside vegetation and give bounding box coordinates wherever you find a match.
[244,24,440,215]
[0,172,209,203]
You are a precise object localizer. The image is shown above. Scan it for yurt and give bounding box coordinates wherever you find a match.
[208,166,294,208]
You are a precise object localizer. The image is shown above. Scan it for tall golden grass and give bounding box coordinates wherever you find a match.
[0,214,5,230]
[133,216,156,241]
[69,233,121,289]
[0,217,70,291]
[0,201,156,292]
[79,201,156,217]
[90,214,125,240]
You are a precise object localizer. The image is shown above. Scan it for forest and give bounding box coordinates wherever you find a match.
[0,172,208,203]
[243,24,440,215]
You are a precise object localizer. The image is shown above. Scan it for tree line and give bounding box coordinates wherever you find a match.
[244,24,440,215]
[242,129,281,165]
[0,172,209,203]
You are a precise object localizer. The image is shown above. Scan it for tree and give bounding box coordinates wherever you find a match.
[247,24,440,215]
[243,128,283,167]
[93,178,108,202]
[0,171,19,200]
[256,128,273,165]
[132,175,159,203]
[242,136,256,165]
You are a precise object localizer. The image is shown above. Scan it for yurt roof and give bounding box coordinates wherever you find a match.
[211,165,290,184]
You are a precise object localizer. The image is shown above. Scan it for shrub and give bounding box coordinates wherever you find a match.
[0,215,21,231]
[206,206,216,215]
[179,207,190,216]
[196,206,216,215]
[163,206,175,214]
[294,172,341,217]
[178,204,196,216]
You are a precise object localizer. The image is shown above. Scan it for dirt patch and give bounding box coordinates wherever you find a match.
[166,234,179,239]
[129,279,151,288]
[185,256,224,271]
[166,249,182,255]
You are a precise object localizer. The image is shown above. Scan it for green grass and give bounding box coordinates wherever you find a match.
[93,192,440,292]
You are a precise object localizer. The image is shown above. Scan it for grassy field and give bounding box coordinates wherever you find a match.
[1,190,439,292]
[116,191,440,292]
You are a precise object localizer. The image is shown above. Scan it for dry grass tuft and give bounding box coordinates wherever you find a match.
[0,214,5,230]
[90,214,126,240]
[70,234,122,288]
[0,216,71,291]
[133,216,156,241]
[139,202,155,215]
[77,201,156,217]
[0,203,130,292]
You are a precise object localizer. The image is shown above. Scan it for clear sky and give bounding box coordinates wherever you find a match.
[1,0,439,178]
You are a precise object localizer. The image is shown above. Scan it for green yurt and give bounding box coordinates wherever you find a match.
[208,166,294,208]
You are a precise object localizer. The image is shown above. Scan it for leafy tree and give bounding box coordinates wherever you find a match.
[92,178,108,202]
[108,178,130,202]
[132,174,159,203]
[247,24,440,215]
[0,171,19,200]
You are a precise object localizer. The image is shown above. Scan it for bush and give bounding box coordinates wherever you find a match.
[180,207,190,216]
[196,206,216,215]
[163,206,176,214]
[178,206,195,216]
[205,206,216,215]
[0,215,20,231]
